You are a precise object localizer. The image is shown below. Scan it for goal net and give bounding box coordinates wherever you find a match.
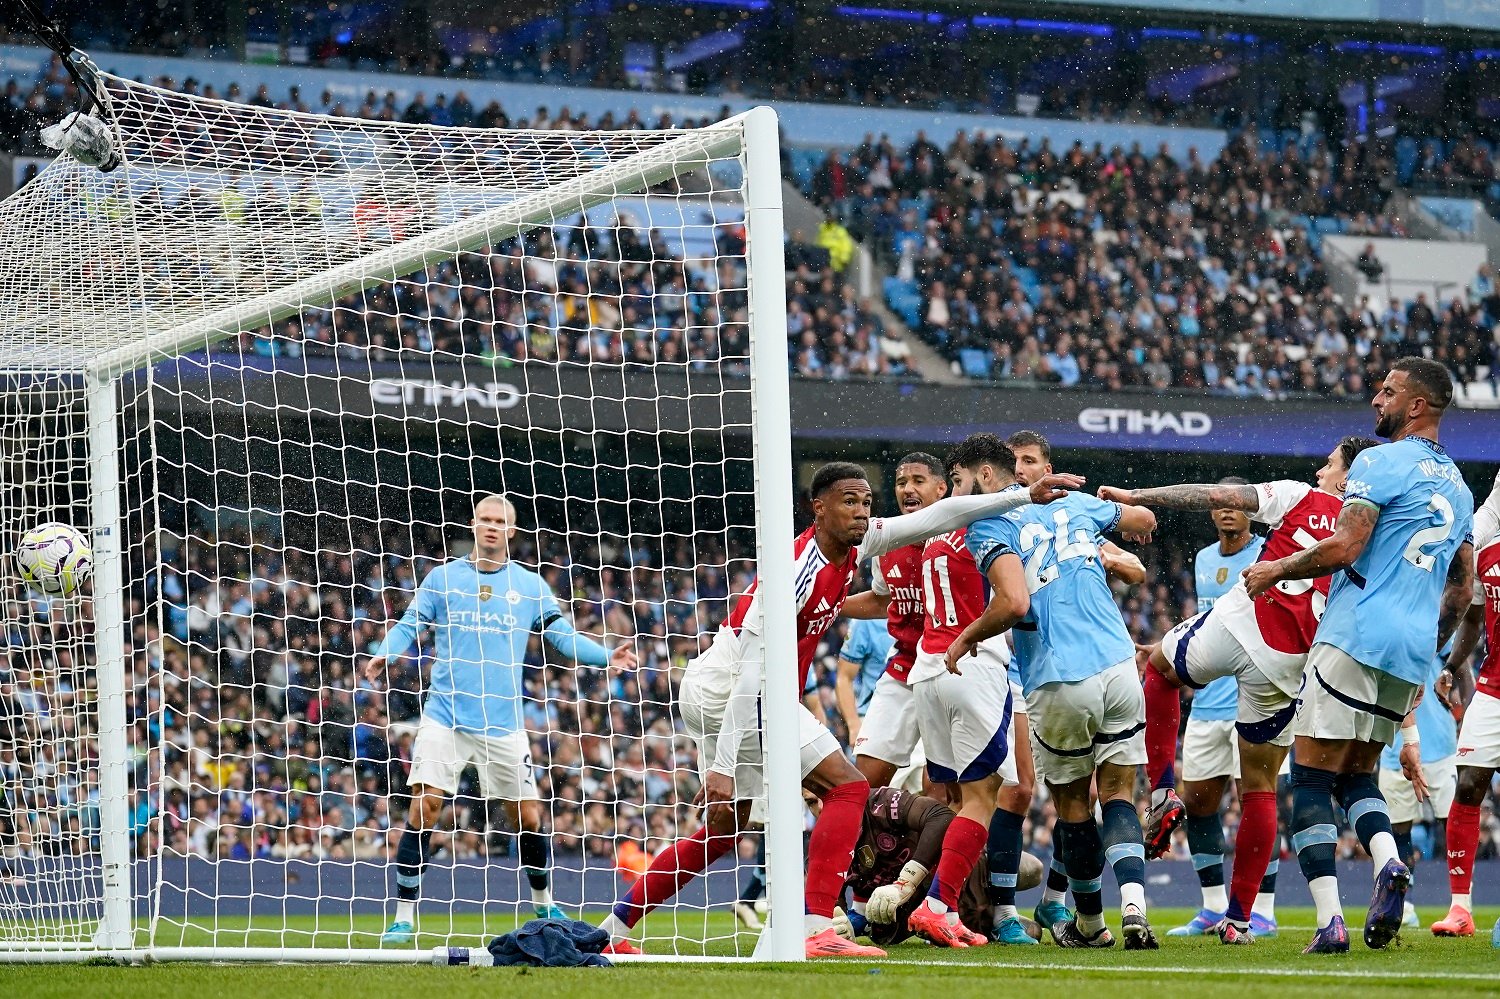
[0,59,803,963]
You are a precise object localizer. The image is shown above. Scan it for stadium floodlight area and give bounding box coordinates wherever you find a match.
[0,54,802,963]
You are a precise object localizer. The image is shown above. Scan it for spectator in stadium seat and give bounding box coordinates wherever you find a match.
[1356,243,1385,282]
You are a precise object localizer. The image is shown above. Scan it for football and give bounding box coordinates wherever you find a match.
[16,522,93,597]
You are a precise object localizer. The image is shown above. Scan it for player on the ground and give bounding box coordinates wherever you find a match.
[1429,471,1500,939]
[843,454,948,790]
[1102,437,1379,945]
[595,460,1082,958]
[834,785,1043,946]
[952,462,1160,948]
[1242,358,1474,954]
[1006,430,1144,935]
[899,435,1030,948]
[1377,644,1458,932]
[362,494,637,945]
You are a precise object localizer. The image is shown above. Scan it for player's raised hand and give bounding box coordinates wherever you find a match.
[609,643,638,672]
[360,656,385,686]
[1096,485,1134,505]
[1241,561,1280,600]
[1399,743,1429,802]
[1028,472,1086,504]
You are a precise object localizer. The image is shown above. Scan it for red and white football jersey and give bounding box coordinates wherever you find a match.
[1474,536,1500,700]
[872,544,924,683]
[1217,480,1343,659]
[725,525,858,689]
[917,529,989,656]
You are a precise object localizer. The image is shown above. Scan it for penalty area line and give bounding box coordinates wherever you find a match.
[865,958,1490,981]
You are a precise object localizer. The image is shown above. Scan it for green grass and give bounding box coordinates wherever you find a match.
[2,908,1497,999]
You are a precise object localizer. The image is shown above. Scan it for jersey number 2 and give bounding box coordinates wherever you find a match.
[1402,493,1454,572]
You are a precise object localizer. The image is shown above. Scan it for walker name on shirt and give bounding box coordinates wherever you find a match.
[1417,458,1465,488]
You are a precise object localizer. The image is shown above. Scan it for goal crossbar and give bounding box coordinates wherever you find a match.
[85,115,749,378]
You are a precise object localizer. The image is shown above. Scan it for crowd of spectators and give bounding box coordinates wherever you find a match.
[2,58,917,383]
[807,129,1500,397]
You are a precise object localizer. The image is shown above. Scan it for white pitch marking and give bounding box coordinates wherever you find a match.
[863,958,1495,981]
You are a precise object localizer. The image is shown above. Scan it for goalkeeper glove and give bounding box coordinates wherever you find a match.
[832,907,869,941]
[865,860,929,924]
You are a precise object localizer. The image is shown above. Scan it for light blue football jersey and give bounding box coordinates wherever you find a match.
[1318,438,1474,685]
[1379,648,1458,769]
[967,489,1136,696]
[839,617,895,714]
[375,557,604,737]
[1190,535,1266,721]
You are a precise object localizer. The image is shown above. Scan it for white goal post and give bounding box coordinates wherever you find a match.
[0,57,802,963]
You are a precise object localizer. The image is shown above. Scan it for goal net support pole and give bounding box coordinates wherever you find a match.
[86,371,133,953]
[1,92,803,963]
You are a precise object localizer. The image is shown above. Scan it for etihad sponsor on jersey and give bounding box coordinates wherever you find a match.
[1077,407,1212,437]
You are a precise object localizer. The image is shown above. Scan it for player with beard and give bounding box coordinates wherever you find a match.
[843,454,949,792]
[596,460,1082,957]
[1005,431,1146,935]
[1242,358,1473,953]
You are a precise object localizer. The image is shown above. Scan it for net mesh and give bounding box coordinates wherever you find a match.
[0,66,775,958]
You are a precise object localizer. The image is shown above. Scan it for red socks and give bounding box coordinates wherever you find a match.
[1447,801,1482,898]
[1144,667,1180,790]
[926,815,988,909]
[615,825,736,928]
[1226,790,1277,923]
[804,779,870,918]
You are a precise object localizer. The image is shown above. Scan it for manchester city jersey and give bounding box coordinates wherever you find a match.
[967,490,1136,696]
[1192,535,1266,721]
[375,558,562,737]
[840,618,895,714]
[1318,438,1474,685]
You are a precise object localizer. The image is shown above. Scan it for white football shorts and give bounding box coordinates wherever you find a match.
[1293,643,1420,747]
[677,636,840,801]
[1379,756,1457,824]
[854,671,921,768]
[1158,607,1297,747]
[1456,691,1500,769]
[1181,718,1240,782]
[408,718,538,800]
[911,647,1016,786]
[1026,659,1146,786]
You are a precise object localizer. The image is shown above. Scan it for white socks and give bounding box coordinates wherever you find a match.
[804,913,832,936]
[1252,892,1276,919]
[531,885,553,908]
[598,913,630,944]
[1452,893,1472,912]
[1120,883,1146,915]
[1202,884,1228,912]
[394,900,416,925]
[1369,831,1400,876]
[1309,876,1343,927]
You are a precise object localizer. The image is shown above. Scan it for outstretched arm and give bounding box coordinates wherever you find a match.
[842,590,890,620]
[1242,499,1377,598]
[1098,482,1261,514]
[860,474,1084,560]
[542,613,635,670]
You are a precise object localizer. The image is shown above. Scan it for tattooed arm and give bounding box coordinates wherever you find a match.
[1096,482,1261,513]
[1242,500,1378,599]
[1437,541,1475,654]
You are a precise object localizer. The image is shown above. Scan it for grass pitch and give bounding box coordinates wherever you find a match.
[2,907,1496,999]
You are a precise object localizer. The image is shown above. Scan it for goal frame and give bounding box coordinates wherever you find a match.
[1,103,802,965]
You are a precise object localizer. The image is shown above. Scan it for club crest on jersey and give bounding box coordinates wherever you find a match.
[1216,567,1228,585]
[478,585,493,601]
